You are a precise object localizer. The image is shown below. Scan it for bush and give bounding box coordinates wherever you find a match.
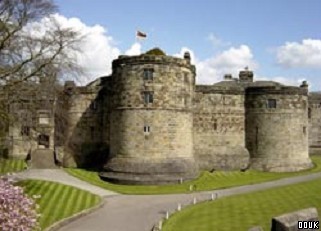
[145,47,166,56]
[0,175,40,231]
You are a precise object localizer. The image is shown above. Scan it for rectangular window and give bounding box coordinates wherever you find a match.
[21,126,30,136]
[143,68,154,81]
[144,125,150,133]
[303,126,307,135]
[308,108,312,119]
[267,99,277,108]
[90,101,97,110]
[144,92,154,104]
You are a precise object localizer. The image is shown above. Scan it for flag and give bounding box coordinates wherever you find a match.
[136,30,147,39]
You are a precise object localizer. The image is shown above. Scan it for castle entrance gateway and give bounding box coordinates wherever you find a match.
[38,134,49,149]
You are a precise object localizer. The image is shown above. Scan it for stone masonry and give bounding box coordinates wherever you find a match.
[2,48,321,184]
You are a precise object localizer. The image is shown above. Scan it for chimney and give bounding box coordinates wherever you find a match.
[239,67,254,82]
[224,74,233,81]
[300,80,308,89]
[184,51,191,64]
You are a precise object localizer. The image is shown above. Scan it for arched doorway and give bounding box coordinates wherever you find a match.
[38,134,50,149]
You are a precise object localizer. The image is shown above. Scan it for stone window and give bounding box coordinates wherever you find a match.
[143,92,154,104]
[21,126,30,136]
[38,134,49,148]
[308,108,312,119]
[267,99,277,108]
[143,68,154,81]
[303,126,307,135]
[213,122,217,130]
[213,119,217,130]
[90,101,97,111]
[144,125,150,133]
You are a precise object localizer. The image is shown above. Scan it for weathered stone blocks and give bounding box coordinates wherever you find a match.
[102,54,198,184]
[271,208,319,231]
[246,86,313,172]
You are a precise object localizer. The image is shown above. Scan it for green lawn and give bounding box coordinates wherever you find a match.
[65,155,321,195]
[0,158,26,174]
[162,178,321,231]
[17,180,101,230]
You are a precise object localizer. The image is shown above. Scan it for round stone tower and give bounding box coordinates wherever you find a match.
[100,50,198,184]
[245,84,313,172]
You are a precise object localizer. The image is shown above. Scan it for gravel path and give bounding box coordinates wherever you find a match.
[12,169,118,197]
[58,172,321,231]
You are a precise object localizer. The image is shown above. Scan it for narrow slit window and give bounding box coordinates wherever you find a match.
[267,99,277,108]
[308,108,312,119]
[213,122,217,130]
[21,126,30,136]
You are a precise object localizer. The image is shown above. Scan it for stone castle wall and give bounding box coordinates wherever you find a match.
[245,86,312,172]
[101,54,198,184]
[193,85,249,170]
[308,92,321,154]
[62,84,105,168]
[4,51,320,184]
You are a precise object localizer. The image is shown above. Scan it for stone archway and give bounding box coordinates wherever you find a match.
[38,134,50,149]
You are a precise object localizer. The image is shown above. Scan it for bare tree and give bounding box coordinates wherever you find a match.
[0,0,82,86]
[0,0,83,157]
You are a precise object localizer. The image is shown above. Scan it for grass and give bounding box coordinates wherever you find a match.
[0,158,26,174]
[65,155,321,195]
[162,178,321,231]
[17,180,101,230]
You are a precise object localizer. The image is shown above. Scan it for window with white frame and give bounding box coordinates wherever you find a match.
[144,125,151,134]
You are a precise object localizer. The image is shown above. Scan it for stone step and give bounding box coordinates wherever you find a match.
[30,149,57,169]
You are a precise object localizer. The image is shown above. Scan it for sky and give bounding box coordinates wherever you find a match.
[50,0,321,90]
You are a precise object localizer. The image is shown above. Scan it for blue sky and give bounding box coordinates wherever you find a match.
[54,0,321,90]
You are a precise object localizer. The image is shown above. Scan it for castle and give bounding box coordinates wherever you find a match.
[1,48,321,184]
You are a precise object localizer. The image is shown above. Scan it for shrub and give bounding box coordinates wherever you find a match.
[0,175,40,231]
[145,47,166,56]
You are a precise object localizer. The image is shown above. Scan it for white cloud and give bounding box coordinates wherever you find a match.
[51,14,120,85]
[125,42,142,56]
[175,45,258,84]
[207,33,231,48]
[276,39,321,68]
